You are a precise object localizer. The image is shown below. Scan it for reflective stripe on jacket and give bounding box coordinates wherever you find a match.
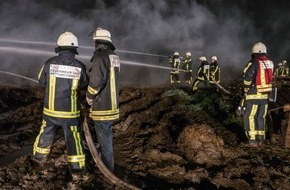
[197,61,209,81]
[183,57,192,71]
[243,53,273,100]
[87,49,120,121]
[255,56,274,92]
[274,67,287,76]
[171,57,181,73]
[38,50,89,119]
[210,61,220,82]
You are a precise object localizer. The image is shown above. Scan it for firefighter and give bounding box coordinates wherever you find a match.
[182,52,193,84]
[192,56,210,91]
[86,27,120,171]
[169,55,173,65]
[209,55,220,85]
[282,60,289,76]
[170,51,181,84]
[274,63,286,77]
[243,42,274,146]
[32,32,89,180]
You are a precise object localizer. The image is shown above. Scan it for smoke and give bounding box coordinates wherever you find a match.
[0,0,289,86]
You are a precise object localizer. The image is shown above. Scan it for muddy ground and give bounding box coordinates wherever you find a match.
[0,85,290,190]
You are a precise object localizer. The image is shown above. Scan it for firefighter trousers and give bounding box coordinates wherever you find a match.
[192,79,209,91]
[170,71,180,84]
[184,71,193,84]
[33,117,85,170]
[243,101,268,143]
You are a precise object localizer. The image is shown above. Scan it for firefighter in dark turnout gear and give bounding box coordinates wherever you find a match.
[170,52,181,84]
[32,32,89,178]
[274,63,287,77]
[169,55,173,65]
[86,28,120,171]
[183,52,193,84]
[282,60,289,76]
[243,42,274,146]
[209,56,220,85]
[192,56,210,91]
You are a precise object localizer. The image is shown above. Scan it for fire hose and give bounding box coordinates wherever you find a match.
[82,111,140,190]
[210,80,231,94]
[0,70,139,189]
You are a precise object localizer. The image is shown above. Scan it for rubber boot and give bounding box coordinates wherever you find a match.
[31,154,48,166]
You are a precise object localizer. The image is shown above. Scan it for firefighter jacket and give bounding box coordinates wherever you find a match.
[243,53,274,101]
[210,61,220,83]
[286,66,289,76]
[171,56,181,73]
[87,48,120,121]
[274,66,287,76]
[196,60,210,81]
[183,56,192,72]
[169,56,173,65]
[38,50,89,121]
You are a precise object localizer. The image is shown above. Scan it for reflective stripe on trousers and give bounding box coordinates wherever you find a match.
[33,119,85,169]
[243,102,268,140]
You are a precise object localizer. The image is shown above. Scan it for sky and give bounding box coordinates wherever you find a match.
[0,0,289,86]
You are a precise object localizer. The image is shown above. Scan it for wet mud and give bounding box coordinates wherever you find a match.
[0,86,290,190]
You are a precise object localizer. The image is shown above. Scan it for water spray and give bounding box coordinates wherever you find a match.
[0,46,174,71]
[0,46,54,56]
[122,60,173,71]
[0,41,187,87]
[0,71,38,83]
[0,38,168,58]
[0,38,54,46]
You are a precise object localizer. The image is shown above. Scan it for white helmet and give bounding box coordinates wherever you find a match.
[186,52,191,57]
[57,32,78,48]
[211,56,217,61]
[278,63,283,66]
[252,42,267,53]
[174,52,179,56]
[199,56,207,61]
[93,27,112,43]
[282,60,287,64]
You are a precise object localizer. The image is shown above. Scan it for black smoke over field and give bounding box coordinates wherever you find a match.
[0,0,289,86]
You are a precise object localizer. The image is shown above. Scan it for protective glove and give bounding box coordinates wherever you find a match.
[86,94,94,106]
[244,88,249,93]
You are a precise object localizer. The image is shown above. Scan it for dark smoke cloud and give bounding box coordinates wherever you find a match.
[0,0,289,86]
